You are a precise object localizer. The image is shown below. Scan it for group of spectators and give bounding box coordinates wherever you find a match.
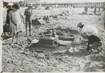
[3,2,32,44]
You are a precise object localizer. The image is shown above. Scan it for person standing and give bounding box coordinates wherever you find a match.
[9,3,25,44]
[24,6,32,36]
[3,3,13,37]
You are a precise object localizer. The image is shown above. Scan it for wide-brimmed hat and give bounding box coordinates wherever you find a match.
[8,3,14,6]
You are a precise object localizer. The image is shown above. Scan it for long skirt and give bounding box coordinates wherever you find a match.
[9,22,17,34]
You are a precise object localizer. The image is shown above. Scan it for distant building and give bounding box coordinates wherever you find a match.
[23,0,105,8]
[22,0,105,15]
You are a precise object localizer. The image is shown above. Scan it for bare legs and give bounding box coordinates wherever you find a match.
[11,32,19,45]
[26,20,31,37]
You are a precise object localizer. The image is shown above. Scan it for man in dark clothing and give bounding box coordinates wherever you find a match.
[24,6,32,36]
[87,35,102,53]
[77,22,102,53]
[3,4,13,37]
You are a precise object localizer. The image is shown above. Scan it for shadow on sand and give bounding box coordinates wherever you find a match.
[26,43,58,53]
[27,43,90,57]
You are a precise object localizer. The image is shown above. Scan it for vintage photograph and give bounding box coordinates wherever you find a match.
[1,0,105,72]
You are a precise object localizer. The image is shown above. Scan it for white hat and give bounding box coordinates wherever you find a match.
[8,3,13,6]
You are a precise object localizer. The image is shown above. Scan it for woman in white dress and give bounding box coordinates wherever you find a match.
[9,3,25,44]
